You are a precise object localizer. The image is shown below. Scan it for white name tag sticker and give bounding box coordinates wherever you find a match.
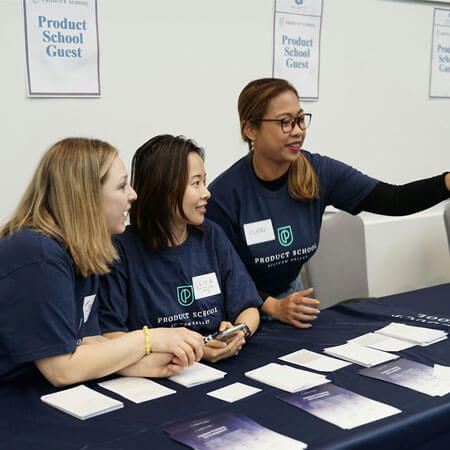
[192,273,221,300]
[83,294,96,323]
[243,219,276,246]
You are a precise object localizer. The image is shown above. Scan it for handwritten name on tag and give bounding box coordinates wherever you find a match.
[192,273,221,300]
[83,294,96,323]
[243,219,275,246]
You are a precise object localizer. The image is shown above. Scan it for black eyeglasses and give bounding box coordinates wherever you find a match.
[260,114,312,133]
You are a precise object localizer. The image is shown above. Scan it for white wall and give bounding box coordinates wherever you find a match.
[1,0,449,224]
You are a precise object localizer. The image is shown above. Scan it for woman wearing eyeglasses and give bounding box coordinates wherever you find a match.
[206,78,450,329]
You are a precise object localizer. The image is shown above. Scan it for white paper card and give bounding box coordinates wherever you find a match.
[192,272,221,300]
[83,294,96,323]
[207,382,262,403]
[41,385,123,420]
[375,322,447,345]
[169,362,226,388]
[323,343,399,368]
[430,8,450,98]
[245,362,329,393]
[243,219,275,246]
[98,377,176,404]
[433,364,450,380]
[348,333,416,352]
[279,349,351,372]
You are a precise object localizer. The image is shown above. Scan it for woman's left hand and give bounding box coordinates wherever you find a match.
[201,321,246,363]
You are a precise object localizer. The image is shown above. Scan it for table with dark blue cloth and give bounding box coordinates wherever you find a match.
[1,284,450,450]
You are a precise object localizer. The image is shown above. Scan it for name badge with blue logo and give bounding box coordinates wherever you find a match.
[243,219,276,246]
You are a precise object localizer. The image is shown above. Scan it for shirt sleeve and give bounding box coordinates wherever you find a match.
[206,194,241,252]
[214,225,263,322]
[317,155,379,214]
[98,238,130,333]
[357,174,449,216]
[0,254,78,364]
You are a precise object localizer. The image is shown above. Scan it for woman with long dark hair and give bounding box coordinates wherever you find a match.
[99,135,261,363]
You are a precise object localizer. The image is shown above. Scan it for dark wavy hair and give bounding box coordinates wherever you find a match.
[130,134,205,251]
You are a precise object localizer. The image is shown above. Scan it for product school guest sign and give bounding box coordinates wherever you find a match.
[273,0,323,100]
[23,0,100,97]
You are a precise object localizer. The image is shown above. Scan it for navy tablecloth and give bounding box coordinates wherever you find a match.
[1,283,450,449]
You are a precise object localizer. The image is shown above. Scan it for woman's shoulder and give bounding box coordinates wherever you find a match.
[202,219,231,244]
[301,149,353,177]
[208,155,250,191]
[111,225,148,259]
[0,228,69,275]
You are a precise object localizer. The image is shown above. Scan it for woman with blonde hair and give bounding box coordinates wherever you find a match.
[207,78,450,329]
[0,137,203,386]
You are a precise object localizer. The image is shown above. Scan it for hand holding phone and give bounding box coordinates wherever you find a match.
[203,323,247,343]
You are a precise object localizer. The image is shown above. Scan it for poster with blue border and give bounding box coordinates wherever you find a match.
[273,0,323,100]
[23,0,100,97]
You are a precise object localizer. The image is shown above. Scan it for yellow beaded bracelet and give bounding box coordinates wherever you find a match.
[143,325,151,355]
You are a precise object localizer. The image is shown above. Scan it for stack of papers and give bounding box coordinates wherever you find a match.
[279,349,351,372]
[41,385,123,420]
[245,363,329,393]
[164,412,307,449]
[347,333,416,352]
[360,358,450,397]
[323,343,399,368]
[279,383,401,429]
[98,377,176,403]
[375,323,447,346]
[169,362,226,387]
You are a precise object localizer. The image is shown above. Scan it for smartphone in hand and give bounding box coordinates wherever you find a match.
[203,323,246,343]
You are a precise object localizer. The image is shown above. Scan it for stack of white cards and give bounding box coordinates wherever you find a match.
[323,343,399,368]
[375,323,447,346]
[98,377,176,403]
[169,362,226,387]
[279,349,351,372]
[41,385,123,420]
[245,363,329,393]
[347,333,416,352]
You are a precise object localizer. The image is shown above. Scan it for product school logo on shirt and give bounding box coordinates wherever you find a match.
[177,285,195,307]
[277,225,294,247]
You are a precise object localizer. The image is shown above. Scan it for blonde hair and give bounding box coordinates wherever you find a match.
[0,138,118,276]
[238,78,319,201]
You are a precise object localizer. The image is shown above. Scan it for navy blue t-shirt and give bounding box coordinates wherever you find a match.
[98,219,262,335]
[206,151,378,295]
[0,229,99,382]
